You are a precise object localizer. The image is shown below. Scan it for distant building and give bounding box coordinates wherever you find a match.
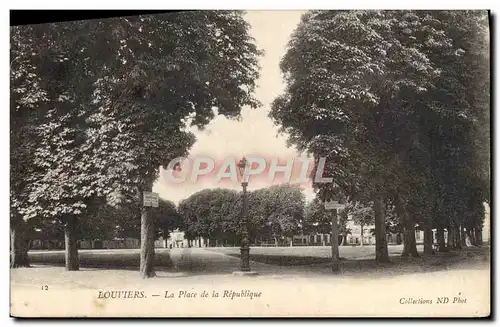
[154,229,209,248]
[30,239,64,250]
[30,205,490,250]
[30,238,141,250]
[483,202,490,243]
[79,238,140,249]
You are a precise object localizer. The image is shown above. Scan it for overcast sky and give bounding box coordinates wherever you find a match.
[153,10,316,204]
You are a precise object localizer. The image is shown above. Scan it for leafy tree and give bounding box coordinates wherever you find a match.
[304,198,331,241]
[271,10,489,262]
[11,20,132,270]
[179,188,241,246]
[348,202,374,246]
[178,184,305,247]
[304,196,350,247]
[87,12,261,278]
[154,199,183,240]
[425,11,489,251]
[388,11,490,256]
[10,27,46,268]
[109,204,142,240]
[271,10,449,262]
[11,12,261,277]
[251,184,305,244]
[10,25,51,267]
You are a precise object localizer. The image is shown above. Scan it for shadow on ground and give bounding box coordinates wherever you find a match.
[205,246,491,278]
[26,246,490,279]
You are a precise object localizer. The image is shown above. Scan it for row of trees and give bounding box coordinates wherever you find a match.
[178,185,374,247]
[10,11,490,276]
[270,10,490,261]
[10,11,262,278]
[26,198,181,247]
[24,179,485,251]
[17,182,368,252]
[179,184,306,246]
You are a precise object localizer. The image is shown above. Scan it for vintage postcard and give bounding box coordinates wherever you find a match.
[10,9,491,318]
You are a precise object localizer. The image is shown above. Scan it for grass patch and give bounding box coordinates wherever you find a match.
[28,250,173,270]
[224,253,332,266]
[216,246,490,272]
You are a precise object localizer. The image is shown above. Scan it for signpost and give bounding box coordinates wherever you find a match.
[143,192,159,208]
[324,200,344,210]
[325,200,345,274]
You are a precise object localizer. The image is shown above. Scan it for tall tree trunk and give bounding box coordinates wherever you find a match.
[437,228,447,252]
[397,196,419,258]
[198,238,201,247]
[454,226,462,250]
[447,226,455,249]
[475,228,483,247]
[10,217,30,268]
[64,215,79,271]
[466,229,475,246]
[373,194,389,262]
[360,224,364,246]
[140,205,156,279]
[423,225,433,255]
[460,227,467,247]
[402,222,419,257]
[322,234,326,246]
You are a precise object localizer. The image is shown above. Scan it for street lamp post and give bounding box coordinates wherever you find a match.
[233,157,258,276]
[240,178,250,272]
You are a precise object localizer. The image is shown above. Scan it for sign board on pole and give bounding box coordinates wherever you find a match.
[151,193,159,208]
[143,192,159,208]
[324,200,344,210]
[143,193,151,207]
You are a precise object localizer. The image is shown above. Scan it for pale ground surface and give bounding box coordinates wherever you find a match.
[11,246,491,318]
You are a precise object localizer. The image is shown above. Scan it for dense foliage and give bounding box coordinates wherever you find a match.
[179,185,305,245]
[10,11,261,274]
[270,10,490,260]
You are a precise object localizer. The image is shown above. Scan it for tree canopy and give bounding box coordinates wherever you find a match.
[10,11,262,273]
[178,184,305,245]
[271,10,490,259]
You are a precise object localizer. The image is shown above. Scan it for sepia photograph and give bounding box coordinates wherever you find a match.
[9,9,491,318]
